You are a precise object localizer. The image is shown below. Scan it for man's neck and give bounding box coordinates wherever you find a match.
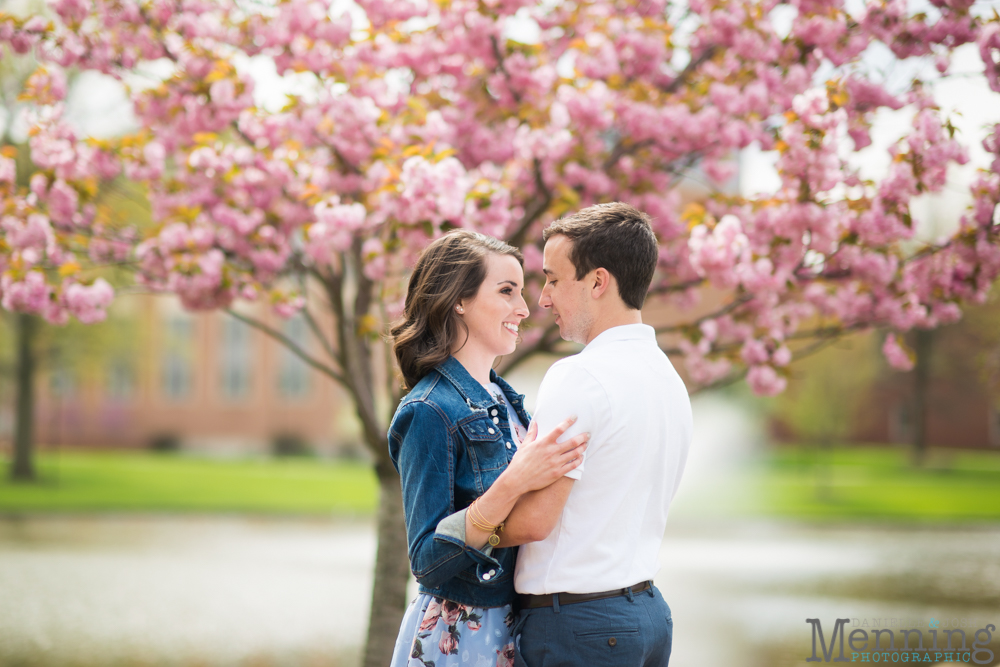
[584,309,643,345]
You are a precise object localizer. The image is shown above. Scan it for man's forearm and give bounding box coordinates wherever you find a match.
[497,477,575,547]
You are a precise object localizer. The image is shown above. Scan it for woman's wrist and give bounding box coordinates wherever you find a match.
[491,465,530,503]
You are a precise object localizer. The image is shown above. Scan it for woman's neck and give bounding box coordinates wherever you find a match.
[451,344,495,388]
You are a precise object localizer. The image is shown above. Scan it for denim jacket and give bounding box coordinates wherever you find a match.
[388,356,531,608]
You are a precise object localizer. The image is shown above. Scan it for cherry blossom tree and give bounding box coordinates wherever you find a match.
[3,0,1000,662]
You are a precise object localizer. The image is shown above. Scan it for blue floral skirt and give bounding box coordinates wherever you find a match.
[390,594,515,667]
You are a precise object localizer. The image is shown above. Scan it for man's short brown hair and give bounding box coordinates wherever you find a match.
[543,202,658,310]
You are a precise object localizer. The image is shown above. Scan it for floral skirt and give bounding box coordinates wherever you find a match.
[390,593,515,667]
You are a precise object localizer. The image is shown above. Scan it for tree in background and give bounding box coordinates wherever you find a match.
[770,287,1000,464]
[1,25,146,479]
[3,0,1000,662]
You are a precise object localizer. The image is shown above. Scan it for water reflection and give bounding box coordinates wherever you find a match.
[1,516,998,667]
[659,520,1000,667]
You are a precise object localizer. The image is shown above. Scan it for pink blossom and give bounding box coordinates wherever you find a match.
[980,24,1000,94]
[62,278,114,324]
[361,237,386,281]
[687,215,751,288]
[3,213,53,252]
[882,333,915,371]
[47,179,79,225]
[1,271,52,314]
[273,295,305,318]
[746,365,787,396]
[0,156,15,184]
[23,66,67,104]
[2,0,999,406]
[741,339,770,365]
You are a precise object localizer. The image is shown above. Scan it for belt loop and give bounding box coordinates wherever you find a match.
[625,586,634,603]
[552,594,561,614]
[646,580,655,597]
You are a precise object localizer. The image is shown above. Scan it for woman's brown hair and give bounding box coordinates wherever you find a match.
[391,230,523,391]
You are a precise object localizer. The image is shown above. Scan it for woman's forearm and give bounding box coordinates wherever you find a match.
[463,468,526,549]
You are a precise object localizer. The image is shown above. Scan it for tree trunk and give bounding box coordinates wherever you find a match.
[911,329,933,466]
[362,459,410,667]
[11,312,38,482]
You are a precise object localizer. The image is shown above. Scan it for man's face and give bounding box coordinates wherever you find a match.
[539,234,594,344]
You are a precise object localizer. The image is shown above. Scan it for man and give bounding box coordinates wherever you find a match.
[499,202,692,666]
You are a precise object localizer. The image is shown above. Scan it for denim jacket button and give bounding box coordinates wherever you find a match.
[482,573,491,580]
[491,409,498,416]
[506,442,512,449]
[488,428,495,434]
[492,417,500,424]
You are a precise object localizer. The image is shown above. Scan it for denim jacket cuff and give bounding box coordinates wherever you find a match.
[433,509,502,576]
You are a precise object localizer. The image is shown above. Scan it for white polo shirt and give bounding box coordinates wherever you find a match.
[513,323,692,595]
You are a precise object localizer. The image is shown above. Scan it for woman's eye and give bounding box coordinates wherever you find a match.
[501,287,512,295]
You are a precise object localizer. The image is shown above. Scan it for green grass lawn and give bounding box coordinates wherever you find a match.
[4,446,1000,520]
[0,451,378,514]
[682,445,1000,522]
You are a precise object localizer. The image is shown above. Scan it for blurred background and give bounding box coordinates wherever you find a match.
[3,0,1000,666]
[2,285,999,667]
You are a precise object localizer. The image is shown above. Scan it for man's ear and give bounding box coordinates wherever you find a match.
[590,267,613,300]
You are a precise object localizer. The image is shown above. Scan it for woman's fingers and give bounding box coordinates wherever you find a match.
[537,416,577,445]
[560,432,589,455]
[525,419,539,442]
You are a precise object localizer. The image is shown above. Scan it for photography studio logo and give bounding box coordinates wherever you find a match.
[805,617,997,664]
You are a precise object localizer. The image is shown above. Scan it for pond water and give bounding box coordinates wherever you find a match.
[1,515,998,667]
[3,396,998,666]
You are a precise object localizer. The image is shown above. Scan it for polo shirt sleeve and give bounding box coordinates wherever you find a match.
[529,359,608,481]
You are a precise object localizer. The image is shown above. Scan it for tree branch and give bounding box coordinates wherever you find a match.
[490,34,522,105]
[602,138,654,172]
[658,45,718,95]
[646,277,706,297]
[655,293,753,334]
[225,308,347,384]
[496,321,562,375]
[508,158,553,247]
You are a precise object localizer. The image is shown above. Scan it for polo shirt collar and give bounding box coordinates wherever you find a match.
[585,323,656,351]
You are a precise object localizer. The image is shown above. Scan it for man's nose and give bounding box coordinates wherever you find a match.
[538,290,551,309]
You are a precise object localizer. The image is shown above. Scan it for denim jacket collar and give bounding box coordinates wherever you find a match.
[434,356,514,410]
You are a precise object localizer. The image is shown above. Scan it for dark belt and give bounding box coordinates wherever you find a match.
[516,580,653,610]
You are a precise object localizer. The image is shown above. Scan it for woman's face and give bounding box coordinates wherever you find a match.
[457,253,529,359]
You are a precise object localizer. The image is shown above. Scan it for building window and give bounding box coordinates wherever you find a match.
[162,316,194,401]
[49,367,77,399]
[220,317,252,400]
[106,359,135,402]
[278,314,311,399]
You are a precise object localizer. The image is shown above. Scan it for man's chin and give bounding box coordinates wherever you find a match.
[556,326,581,344]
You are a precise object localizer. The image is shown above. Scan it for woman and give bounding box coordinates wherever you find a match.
[388,231,588,666]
